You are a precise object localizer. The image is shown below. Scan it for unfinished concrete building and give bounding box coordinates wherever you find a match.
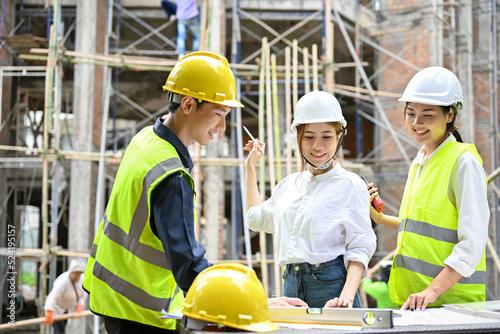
[0,0,499,331]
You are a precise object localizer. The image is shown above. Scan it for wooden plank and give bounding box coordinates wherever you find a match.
[0,310,93,330]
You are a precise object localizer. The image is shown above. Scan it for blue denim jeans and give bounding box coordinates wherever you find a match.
[177,16,200,56]
[283,255,362,309]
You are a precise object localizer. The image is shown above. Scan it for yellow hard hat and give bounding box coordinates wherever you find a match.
[163,51,244,108]
[182,263,279,332]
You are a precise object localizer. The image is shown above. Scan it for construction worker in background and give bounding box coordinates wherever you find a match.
[361,261,399,309]
[367,66,489,311]
[44,259,87,334]
[83,51,243,333]
[176,0,200,58]
[244,90,377,309]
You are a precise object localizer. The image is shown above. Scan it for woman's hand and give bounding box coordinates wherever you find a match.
[367,183,384,220]
[401,288,438,311]
[243,139,265,168]
[324,296,354,308]
[366,183,399,229]
[268,297,309,307]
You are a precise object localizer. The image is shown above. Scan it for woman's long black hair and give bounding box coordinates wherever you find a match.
[441,105,463,143]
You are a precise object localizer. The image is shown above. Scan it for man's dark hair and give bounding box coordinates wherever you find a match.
[167,99,207,114]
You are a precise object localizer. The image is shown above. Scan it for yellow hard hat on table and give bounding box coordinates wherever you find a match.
[182,263,278,332]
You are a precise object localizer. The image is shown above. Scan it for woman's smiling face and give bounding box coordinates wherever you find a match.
[300,122,341,175]
[404,102,453,154]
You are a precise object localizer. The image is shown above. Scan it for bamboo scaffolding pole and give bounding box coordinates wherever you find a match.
[0,310,93,330]
[488,166,500,184]
[265,41,280,296]
[200,0,208,50]
[40,3,61,329]
[28,48,178,66]
[292,40,299,106]
[271,53,282,296]
[271,54,282,183]
[0,148,364,168]
[0,144,124,162]
[265,43,276,191]
[292,40,301,172]
[22,51,360,74]
[324,0,334,94]
[0,248,89,258]
[312,44,319,91]
[258,37,269,294]
[303,47,310,94]
[335,83,402,98]
[285,47,293,177]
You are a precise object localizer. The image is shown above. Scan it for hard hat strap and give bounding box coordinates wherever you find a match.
[333,126,346,157]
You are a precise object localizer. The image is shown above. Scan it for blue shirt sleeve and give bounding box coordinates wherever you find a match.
[151,172,210,292]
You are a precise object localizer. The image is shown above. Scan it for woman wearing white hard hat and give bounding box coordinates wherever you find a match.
[44,259,87,333]
[244,90,376,308]
[368,66,489,311]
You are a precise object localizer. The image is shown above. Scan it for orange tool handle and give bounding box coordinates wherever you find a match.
[362,177,385,213]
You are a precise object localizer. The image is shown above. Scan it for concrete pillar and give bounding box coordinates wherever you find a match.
[68,0,96,332]
[430,0,444,67]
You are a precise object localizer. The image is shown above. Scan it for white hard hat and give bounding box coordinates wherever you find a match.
[68,259,86,273]
[399,66,463,109]
[380,260,393,268]
[291,91,347,133]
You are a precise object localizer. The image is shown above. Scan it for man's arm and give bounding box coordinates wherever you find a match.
[151,174,210,292]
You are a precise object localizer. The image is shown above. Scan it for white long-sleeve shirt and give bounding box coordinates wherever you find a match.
[412,134,489,278]
[246,163,377,269]
[44,272,87,315]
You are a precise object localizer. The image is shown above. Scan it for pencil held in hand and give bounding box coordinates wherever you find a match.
[243,126,264,153]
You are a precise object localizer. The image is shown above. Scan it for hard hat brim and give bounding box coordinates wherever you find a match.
[291,118,347,133]
[398,96,462,107]
[221,100,245,108]
[241,320,280,332]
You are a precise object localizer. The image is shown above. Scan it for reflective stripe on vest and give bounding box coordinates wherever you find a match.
[394,254,486,285]
[92,260,171,311]
[83,126,193,329]
[390,141,486,307]
[399,219,458,245]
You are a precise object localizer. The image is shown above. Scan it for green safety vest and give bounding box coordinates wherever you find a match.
[389,141,486,307]
[83,125,195,329]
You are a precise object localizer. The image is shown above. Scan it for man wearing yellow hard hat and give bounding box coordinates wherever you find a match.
[83,51,244,333]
